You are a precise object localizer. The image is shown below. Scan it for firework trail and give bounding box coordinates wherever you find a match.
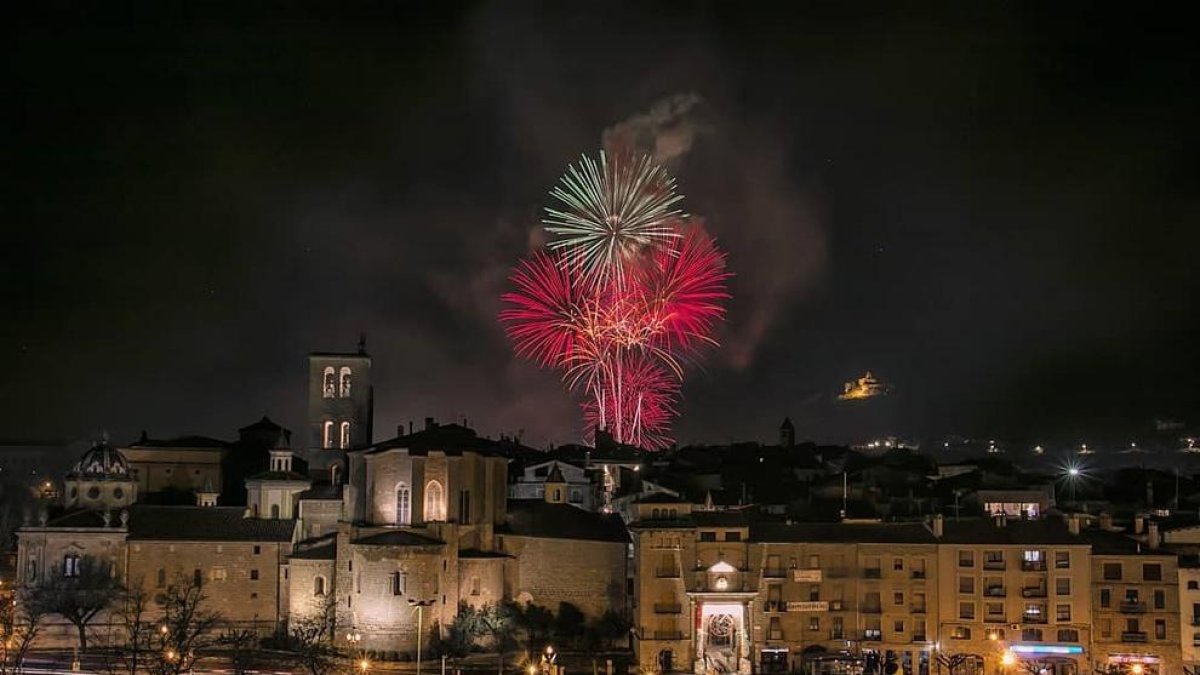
[501,151,729,449]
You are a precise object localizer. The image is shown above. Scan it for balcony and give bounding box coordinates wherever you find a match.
[763,601,787,613]
[862,605,882,614]
[763,568,787,579]
[1022,614,1048,625]
[984,586,1007,597]
[829,600,845,611]
[911,570,927,580]
[653,603,682,614]
[1120,601,1147,613]
[984,560,1006,571]
[1021,587,1048,598]
[652,631,684,640]
[863,631,882,642]
[911,605,927,614]
[863,568,882,579]
[655,567,680,578]
[1121,631,1148,643]
[1021,560,1047,572]
[826,567,849,579]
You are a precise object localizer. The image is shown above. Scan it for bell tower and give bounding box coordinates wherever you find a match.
[307,336,373,453]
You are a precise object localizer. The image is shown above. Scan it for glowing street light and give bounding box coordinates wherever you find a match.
[1130,664,1144,675]
[359,658,370,673]
[1000,651,1016,668]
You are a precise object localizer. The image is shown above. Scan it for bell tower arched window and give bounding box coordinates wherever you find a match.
[322,421,334,449]
[339,422,351,449]
[322,367,336,398]
[425,480,445,521]
[339,367,352,398]
[396,483,411,525]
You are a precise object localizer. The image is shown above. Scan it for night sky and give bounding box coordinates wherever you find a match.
[4,3,1198,449]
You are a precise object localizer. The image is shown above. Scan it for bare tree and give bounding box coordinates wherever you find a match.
[216,626,260,675]
[288,596,341,675]
[1,587,50,675]
[33,555,122,652]
[101,581,155,675]
[147,575,223,675]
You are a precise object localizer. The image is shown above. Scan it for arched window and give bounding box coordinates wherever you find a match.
[322,367,336,398]
[396,483,411,525]
[425,481,445,521]
[270,504,280,519]
[322,421,334,449]
[339,422,351,449]
[330,464,342,486]
[339,367,352,398]
[314,575,327,596]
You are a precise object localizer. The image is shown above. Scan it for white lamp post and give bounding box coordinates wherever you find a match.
[409,598,436,675]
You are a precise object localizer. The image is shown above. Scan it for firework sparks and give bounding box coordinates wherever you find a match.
[501,152,729,449]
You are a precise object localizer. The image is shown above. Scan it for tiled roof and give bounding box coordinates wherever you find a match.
[752,521,937,544]
[352,530,445,547]
[51,506,299,542]
[298,484,342,500]
[503,500,629,543]
[290,538,337,560]
[938,518,1086,545]
[246,470,311,482]
[126,435,229,449]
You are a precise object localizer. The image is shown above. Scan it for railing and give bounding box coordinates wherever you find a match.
[829,600,845,611]
[863,568,882,579]
[911,605,927,614]
[1022,587,1048,598]
[1121,631,1147,642]
[863,632,882,642]
[1120,601,1147,613]
[763,601,787,613]
[653,603,682,614]
[655,567,680,578]
[1023,614,1048,624]
[1022,560,1047,571]
[862,605,882,614]
[985,586,1007,597]
[763,568,787,578]
[984,560,1006,570]
[652,631,684,640]
[911,570,927,580]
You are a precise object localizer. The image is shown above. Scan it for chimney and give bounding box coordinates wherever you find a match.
[1148,521,1161,550]
[408,420,414,435]
[398,424,404,437]
[1100,512,1113,530]
[425,417,435,431]
[1135,515,1146,534]
[1067,513,1081,536]
[932,514,944,538]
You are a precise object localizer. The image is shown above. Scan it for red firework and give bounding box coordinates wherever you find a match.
[500,155,730,449]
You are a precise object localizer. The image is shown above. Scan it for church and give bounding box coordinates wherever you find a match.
[16,342,629,652]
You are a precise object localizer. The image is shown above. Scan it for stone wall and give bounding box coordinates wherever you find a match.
[501,534,627,620]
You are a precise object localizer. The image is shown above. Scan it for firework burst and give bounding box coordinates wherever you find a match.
[501,152,729,449]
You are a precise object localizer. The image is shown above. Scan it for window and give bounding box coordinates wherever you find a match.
[1056,578,1071,595]
[893,592,904,606]
[893,620,904,633]
[951,627,971,640]
[1057,629,1079,642]
[156,568,166,588]
[809,617,820,632]
[425,480,445,521]
[1022,628,1043,641]
[984,550,1004,568]
[831,617,844,639]
[250,569,259,581]
[470,576,480,596]
[396,483,411,525]
[338,366,352,398]
[322,421,334,449]
[1023,549,1045,570]
[314,576,326,596]
[1155,619,1167,640]
[322,367,336,398]
[809,586,820,602]
[270,504,280,519]
[63,554,80,578]
[458,490,471,523]
[569,488,582,503]
[959,602,975,620]
[193,569,202,586]
[1154,589,1165,610]
[986,628,1005,641]
[958,577,975,594]
[725,531,742,542]
[1100,618,1111,638]
[1190,580,1199,590]
[1143,563,1163,581]
[1056,604,1071,621]
[209,568,227,581]
[1055,551,1071,569]
[986,602,1003,618]
[864,628,881,641]
[1103,562,1122,580]
[253,545,261,554]
[339,422,351,449]
[392,571,406,596]
[1100,588,1111,608]
[893,558,904,571]
[958,551,975,568]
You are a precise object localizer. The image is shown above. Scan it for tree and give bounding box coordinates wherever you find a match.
[148,574,223,675]
[436,603,479,663]
[101,582,156,675]
[591,610,630,651]
[513,602,554,654]
[474,602,517,675]
[1,588,50,675]
[553,602,585,650]
[216,626,260,675]
[34,554,123,651]
[288,596,341,675]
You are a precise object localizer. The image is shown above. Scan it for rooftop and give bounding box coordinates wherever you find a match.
[503,499,629,543]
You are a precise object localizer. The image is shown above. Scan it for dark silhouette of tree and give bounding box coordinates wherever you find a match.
[513,602,554,654]
[553,602,585,650]
[148,574,223,675]
[34,555,122,651]
[287,596,341,675]
[101,581,155,675]
[216,626,260,675]
[1,587,50,675]
[474,602,517,675]
[592,610,631,651]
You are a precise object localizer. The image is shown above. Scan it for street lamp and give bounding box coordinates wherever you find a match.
[409,598,436,675]
[359,658,371,673]
[1000,651,1015,668]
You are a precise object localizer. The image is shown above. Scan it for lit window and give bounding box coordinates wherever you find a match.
[322,367,336,398]
[424,480,445,521]
[339,421,351,449]
[397,483,411,525]
[339,366,352,397]
[63,554,80,578]
[322,421,334,449]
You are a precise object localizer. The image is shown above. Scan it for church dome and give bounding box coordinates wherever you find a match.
[68,441,131,480]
